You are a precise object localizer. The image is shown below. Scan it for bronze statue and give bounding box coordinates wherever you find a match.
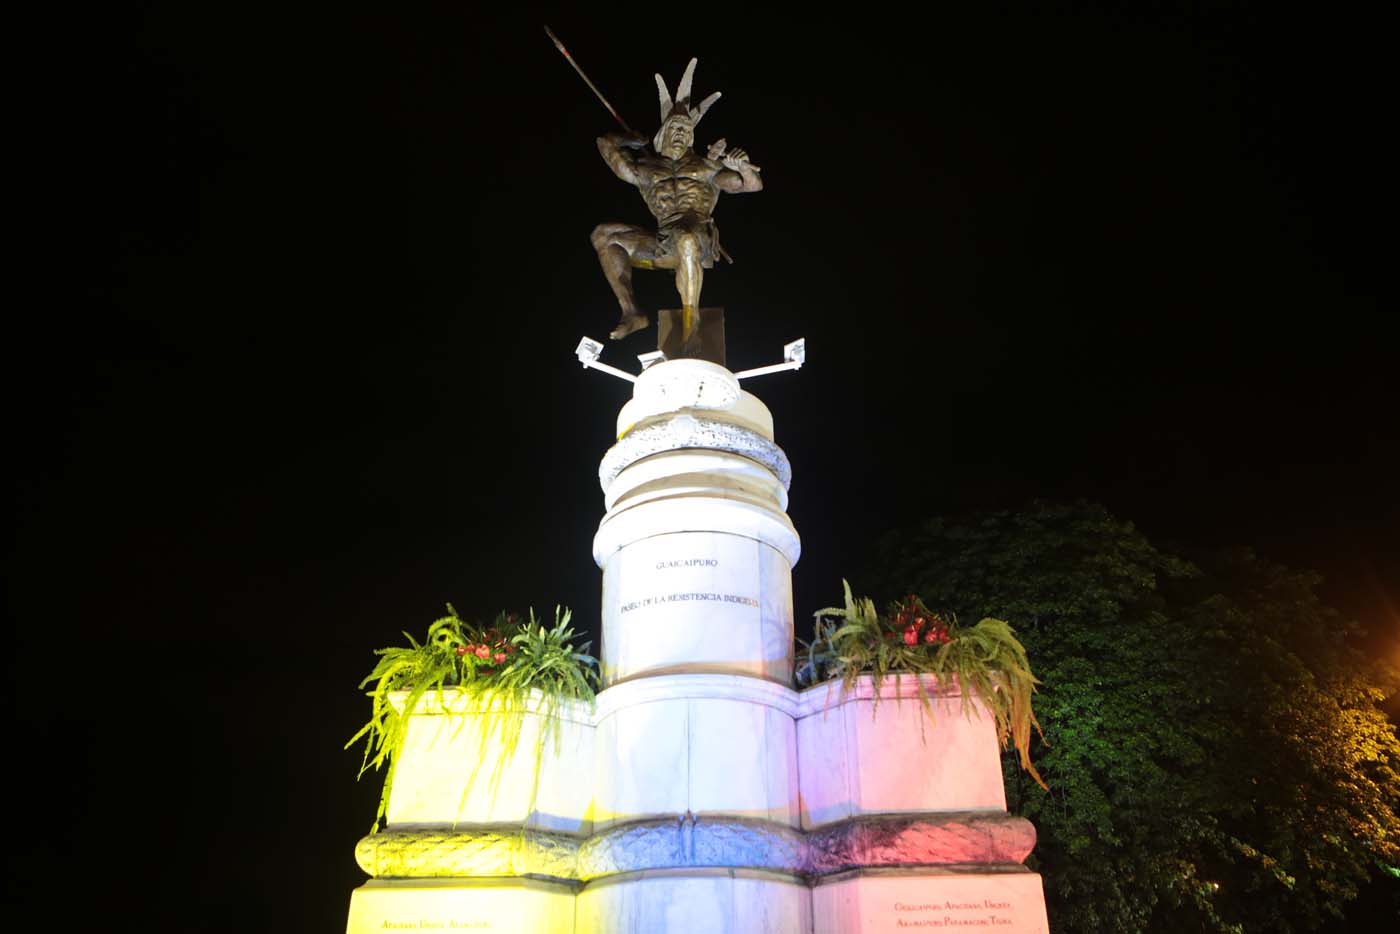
[590,59,762,340]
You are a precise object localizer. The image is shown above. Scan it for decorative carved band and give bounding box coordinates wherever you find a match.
[578,813,807,878]
[599,416,792,490]
[805,813,1036,874]
[356,812,1034,882]
[354,829,579,880]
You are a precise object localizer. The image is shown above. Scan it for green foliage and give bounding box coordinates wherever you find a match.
[865,502,1400,933]
[346,604,600,832]
[798,580,1046,788]
[1166,549,1400,932]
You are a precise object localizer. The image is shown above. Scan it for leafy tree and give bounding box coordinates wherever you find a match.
[1162,548,1400,932]
[866,502,1399,933]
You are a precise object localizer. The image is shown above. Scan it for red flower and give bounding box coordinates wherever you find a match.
[903,627,919,646]
[494,652,507,664]
[474,645,491,660]
[455,645,468,657]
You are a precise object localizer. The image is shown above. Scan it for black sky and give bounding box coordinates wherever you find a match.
[9,4,1397,931]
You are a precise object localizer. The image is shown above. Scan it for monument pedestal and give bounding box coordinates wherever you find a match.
[345,359,1050,932]
[382,690,595,833]
[347,878,576,933]
[592,674,798,828]
[595,360,798,686]
[577,869,811,933]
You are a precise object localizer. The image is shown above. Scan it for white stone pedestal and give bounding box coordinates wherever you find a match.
[599,525,795,683]
[594,360,799,686]
[592,674,799,829]
[384,691,595,834]
[346,878,576,933]
[797,675,1008,828]
[577,869,812,934]
[345,359,1050,933]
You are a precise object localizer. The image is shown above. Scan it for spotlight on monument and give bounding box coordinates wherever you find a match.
[575,337,604,367]
[574,336,638,383]
[733,338,808,380]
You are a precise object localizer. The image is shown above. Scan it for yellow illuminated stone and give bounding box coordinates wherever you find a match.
[346,877,577,933]
[385,691,595,835]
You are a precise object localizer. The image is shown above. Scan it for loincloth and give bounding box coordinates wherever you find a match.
[655,215,721,268]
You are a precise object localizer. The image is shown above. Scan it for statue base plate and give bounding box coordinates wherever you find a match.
[658,307,724,366]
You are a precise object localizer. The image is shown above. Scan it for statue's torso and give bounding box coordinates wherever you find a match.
[634,151,721,226]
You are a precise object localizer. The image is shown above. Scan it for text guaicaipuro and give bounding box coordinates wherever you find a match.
[655,558,720,570]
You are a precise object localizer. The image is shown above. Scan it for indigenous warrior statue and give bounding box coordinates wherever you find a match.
[590,59,763,340]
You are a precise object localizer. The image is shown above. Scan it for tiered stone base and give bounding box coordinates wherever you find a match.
[579,869,811,933]
[345,361,1051,931]
[347,864,1049,932]
[347,877,575,931]
[346,677,1049,933]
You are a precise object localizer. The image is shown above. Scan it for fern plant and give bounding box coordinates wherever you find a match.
[346,604,600,832]
[797,580,1047,790]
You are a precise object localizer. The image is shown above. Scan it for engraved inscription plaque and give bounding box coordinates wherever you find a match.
[812,871,1050,934]
[601,530,793,683]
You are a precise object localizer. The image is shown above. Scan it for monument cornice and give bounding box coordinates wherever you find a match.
[599,415,792,491]
[355,812,1035,883]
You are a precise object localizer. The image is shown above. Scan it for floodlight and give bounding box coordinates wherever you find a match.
[575,337,604,367]
[733,337,809,380]
[573,336,638,383]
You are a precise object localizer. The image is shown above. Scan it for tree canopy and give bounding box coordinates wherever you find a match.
[865,502,1399,933]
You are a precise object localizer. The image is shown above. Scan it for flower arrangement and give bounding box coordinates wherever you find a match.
[796,580,1047,790]
[347,604,600,831]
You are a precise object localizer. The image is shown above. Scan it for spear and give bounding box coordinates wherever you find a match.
[544,26,642,139]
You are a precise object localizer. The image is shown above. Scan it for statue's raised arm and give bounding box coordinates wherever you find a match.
[596,132,647,186]
[588,59,762,340]
[708,139,763,194]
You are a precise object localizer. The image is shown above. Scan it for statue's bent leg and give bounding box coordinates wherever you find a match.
[672,232,704,342]
[674,232,703,313]
[591,223,655,340]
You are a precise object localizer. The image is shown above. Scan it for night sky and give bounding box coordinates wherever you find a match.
[10,4,1396,931]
